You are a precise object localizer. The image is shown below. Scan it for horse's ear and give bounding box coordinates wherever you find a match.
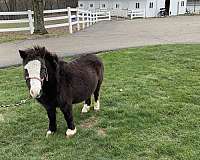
[41,47,46,58]
[52,54,59,67]
[19,50,27,59]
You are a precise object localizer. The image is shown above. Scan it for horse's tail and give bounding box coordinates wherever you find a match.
[94,57,104,82]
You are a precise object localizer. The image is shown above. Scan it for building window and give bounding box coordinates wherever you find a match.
[90,4,94,8]
[149,2,153,8]
[102,4,106,8]
[181,1,184,6]
[136,2,140,9]
[79,3,83,7]
[116,4,120,8]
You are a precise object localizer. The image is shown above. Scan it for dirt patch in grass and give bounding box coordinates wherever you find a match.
[80,116,98,129]
[80,116,106,136]
[97,128,107,137]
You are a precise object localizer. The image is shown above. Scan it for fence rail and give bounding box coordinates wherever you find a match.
[0,7,111,34]
[128,9,145,19]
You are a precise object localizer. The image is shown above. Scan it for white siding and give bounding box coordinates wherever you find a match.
[169,0,187,16]
[78,0,102,11]
[187,0,200,13]
[157,0,165,11]
[146,0,157,17]
[145,0,165,17]
[78,0,169,17]
[128,0,147,10]
[169,0,178,15]
[99,1,109,9]
[179,0,187,14]
[79,0,148,11]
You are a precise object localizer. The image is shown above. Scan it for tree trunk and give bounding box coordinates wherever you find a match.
[65,0,78,8]
[9,0,16,19]
[32,0,48,34]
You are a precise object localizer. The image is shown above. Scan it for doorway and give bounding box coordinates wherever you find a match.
[165,0,170,15]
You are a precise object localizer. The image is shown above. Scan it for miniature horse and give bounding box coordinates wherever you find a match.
[19,46,104,137]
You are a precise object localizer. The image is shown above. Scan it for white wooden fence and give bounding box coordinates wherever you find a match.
[128,9,145,19]
[111,9,128,18]
[0,7,111,34]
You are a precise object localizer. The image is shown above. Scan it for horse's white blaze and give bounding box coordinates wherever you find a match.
[94,100,100,111]
[81,104,90,113]
[66,127,77,137]
[24,60,42,98]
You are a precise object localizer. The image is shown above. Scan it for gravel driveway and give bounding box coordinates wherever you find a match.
[1,15,200,68]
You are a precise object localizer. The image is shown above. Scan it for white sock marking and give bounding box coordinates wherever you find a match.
[46,130,53,137]
[94,100,100,111]
[66,127,77,137]
[82,104,90,113]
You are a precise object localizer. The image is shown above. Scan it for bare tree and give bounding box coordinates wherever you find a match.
[56,0,59,8]
[9,0,16,11]
[3,0,10,12]
[32,0,48,34]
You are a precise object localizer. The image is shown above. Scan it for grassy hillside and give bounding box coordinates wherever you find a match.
[1,44,200,159]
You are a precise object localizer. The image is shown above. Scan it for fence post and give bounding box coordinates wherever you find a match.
[92,13,94,24]
[89,11,92,25]
[67,7,73,34]
[28,10,34,34]
[131,10,133,19]
[82,12,85,29]
[87,11,89,27]
[108,11,111,20]
[95,13,97,23]
[76,7,80,31]
[143,9,146,18]
[96,13,98,22]
[88,11,91,26]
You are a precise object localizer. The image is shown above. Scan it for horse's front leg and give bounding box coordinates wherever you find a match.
[46,107,57,137]
[60,104,76,137]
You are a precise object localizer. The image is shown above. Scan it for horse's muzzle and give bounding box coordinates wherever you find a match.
[30,87,42,99]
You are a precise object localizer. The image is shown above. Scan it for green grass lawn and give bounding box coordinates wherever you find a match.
[0,19,71,44]
[1,44,200,159]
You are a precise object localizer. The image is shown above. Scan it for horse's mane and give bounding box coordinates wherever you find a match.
[25,46,59,67]
[35,46,58,61]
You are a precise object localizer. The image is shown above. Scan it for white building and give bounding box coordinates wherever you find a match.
[78,0,187,17]
[187,0,200,14]
[170,0,188,15]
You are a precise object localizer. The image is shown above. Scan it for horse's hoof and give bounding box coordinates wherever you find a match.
[94,108,100,112]
[81,104,90,113]
[46,130,54,137]
[66,127,77,138]
[94,100,100,111]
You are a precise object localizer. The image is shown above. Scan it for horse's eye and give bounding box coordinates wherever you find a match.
[41,68,46,73]
[24,69,28,76]
[41,67,47,77]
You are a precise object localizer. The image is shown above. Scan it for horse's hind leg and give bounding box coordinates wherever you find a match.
[94,82,101,111]
[81,97,91,113]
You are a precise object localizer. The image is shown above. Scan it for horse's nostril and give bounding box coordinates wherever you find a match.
[30,90,34,96]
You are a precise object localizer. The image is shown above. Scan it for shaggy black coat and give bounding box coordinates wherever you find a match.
[19,46,104,134]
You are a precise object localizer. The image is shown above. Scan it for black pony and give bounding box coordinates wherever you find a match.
[19,46,104,137]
